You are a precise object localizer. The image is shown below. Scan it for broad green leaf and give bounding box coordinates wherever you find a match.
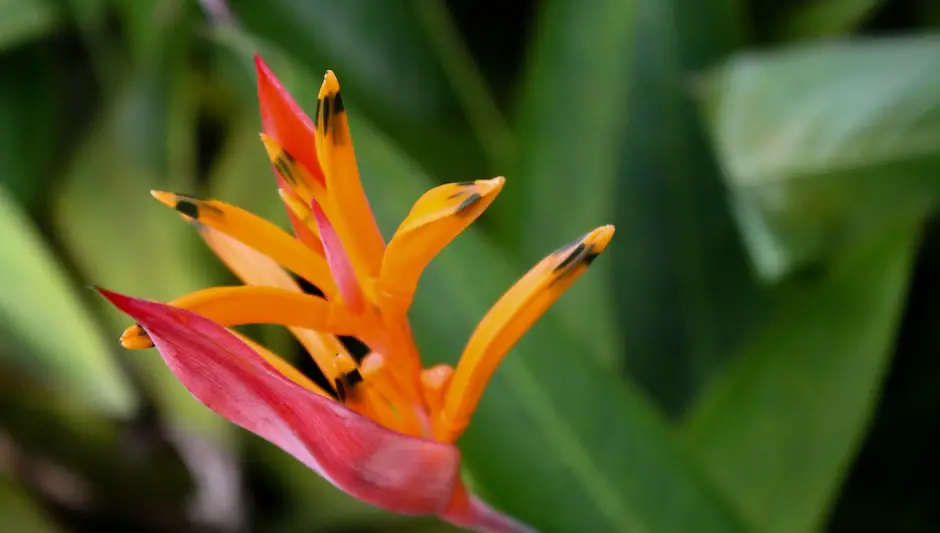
[509,0,638,368]
[682,218,920,533]
[228,0,487,182]
[53,88,224,434]
[355,124,746,533]
[609,0,764,414]
[773,0,883,40]
[0,476,64,533]
[0,186,136,416]
[702,35,940,281]
[0,0,60,51]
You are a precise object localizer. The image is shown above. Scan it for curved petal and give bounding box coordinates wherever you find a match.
[98,288,462,515]
[117,285,358,335]
[443,479,538,533]
[378,178,504,311]
[435,226,615,442]
[314,71,386,281]
[150,191,337,299]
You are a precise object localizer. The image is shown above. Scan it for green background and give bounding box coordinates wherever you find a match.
[0,0,939,532]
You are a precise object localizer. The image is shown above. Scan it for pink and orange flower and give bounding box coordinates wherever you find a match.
[98,56,613,533]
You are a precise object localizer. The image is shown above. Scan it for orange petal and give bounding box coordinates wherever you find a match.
[197,226,351,387]
[277,186,325,256]
[434,225,615,442]
[312,199,366,314]
[314,71,385,283]
[120,325,154,349]
[150,191,338,299]
[378,178,504,312]
[255,55,324,186]
[361,353,428,437]
[125,285,358,335]
[260,133,327,206]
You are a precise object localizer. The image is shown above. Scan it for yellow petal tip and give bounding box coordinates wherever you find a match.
[120,324,154,350]
[259,132,280,159]
[319,70,340,97]
[588,224,615,252]
[150,190,175,206]
[479,176,505,195]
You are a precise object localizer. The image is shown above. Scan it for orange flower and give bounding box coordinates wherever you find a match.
[102,56,614,533]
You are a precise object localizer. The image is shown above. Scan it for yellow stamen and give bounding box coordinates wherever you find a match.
[378,178,504,312]
[129,285,358,335]
[434,225,615,442]
[198,226,351,387]
[150,191,338,299]
[314,71,386,286]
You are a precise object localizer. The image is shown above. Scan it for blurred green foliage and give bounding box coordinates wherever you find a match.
[0,0,939,532]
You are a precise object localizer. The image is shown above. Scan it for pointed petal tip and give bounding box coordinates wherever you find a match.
[254,54,275,81]
[150,190,175,206]
[258,132,278,158]
[93,285,119,301]
[479,176,505,195]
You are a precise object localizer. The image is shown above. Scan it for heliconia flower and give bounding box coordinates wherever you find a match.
[99,55,614,533]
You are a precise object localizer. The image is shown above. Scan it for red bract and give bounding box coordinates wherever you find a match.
[100,288,534,532]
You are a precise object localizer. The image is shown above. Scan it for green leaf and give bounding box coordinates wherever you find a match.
[701,34,940,281]
[0,186,136,415]
[0,476,64,533]
[0,48,66,211]
[228,0,487,182]
[52,88,224,433]
[773,0,883,40]
[354,123,747,533]
[0,0,60,51]
[682,218,920,533]
[607,0,764,414]
[508,0,639,368]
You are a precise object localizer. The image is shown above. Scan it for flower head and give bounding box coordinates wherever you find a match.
[101,56,614,533]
